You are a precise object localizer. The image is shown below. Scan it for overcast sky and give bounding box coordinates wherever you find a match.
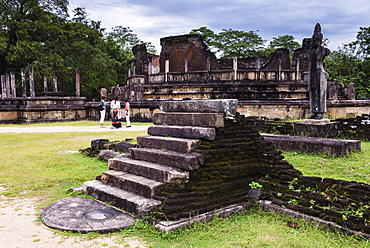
[68,0,370,54]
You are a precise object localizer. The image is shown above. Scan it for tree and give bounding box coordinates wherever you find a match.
[190,27,266,58]
[0,1,154,100]
[269,34,301,52]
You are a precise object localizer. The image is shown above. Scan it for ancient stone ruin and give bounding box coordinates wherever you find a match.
[0,65,86,123]
[73,99,369,237]
[107,25,368,121]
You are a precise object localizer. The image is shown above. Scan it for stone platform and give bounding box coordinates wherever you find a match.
[262,134,361,157]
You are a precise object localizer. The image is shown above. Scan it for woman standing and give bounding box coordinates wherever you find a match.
[110,97,122,129]
[99,96,106,128]
[123,98,131,127]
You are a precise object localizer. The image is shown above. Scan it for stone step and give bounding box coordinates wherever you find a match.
[137,135,201,153]
[148,125,216,140]
[160,99,238,116]
[109,157,189,183]
[83,180,162,218]
[101,170,165,198]
[129,147,204,171]
[152,112,225,127]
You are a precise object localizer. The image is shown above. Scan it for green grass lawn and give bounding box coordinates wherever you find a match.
[0,122,368,247]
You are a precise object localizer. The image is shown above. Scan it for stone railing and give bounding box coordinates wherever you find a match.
[145,69,301,84]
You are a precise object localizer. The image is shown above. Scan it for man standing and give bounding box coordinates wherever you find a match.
[123,99,131,127]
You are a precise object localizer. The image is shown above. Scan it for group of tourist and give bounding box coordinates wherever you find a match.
[98,96,131,129]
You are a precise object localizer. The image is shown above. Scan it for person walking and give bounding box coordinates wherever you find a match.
[110,97,122,129]
[98,96,107,128]
[123,98,131,127]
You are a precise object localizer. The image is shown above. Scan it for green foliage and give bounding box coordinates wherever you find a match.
[0,1,153,100]
[325,44,370,98]
[269,34,301,52]
[190,26,268,58]
[248,181,263,190]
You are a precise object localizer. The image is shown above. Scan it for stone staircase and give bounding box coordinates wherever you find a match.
[83,99,237,218]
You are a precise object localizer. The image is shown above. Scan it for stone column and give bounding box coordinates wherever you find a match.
[148,55,153,83]
[184,58,188,81]
[53,76,58,92]
[43,76,48,92]
[75,68,80,97]
[233,57,237,80]
[164,52,170,83]
[28,64,35,97]
[295,58,300,81]
[256,57,261,80]
[347,83,356,100]
[1,75,5,97]
[5,73,10,97]
[132,59,137,76]
[10,71,16,97]
[127,60,132,78]
[277,50,283,81]
[21,68,27,97]
[206,57,211,71]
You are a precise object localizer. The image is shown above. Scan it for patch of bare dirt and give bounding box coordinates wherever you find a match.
[0,196,149,248]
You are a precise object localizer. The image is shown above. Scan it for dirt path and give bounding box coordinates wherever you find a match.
[0,125,151,133]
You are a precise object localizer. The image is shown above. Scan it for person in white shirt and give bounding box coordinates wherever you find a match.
[110,97,122,129]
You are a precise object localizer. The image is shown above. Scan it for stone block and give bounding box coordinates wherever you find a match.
[83,180,162,218]
[153,112,225,127]
[101,170,164,197]
[262,134,361,157]
[137,135,201,153]
[155,203,251,233]
[148,125,216,140]
[129,147,204,171]
[160,99,238,117]
[108,157,189,183]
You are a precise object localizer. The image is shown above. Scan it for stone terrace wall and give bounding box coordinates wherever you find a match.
[252,113,370,140]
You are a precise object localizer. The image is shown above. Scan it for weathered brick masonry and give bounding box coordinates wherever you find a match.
[152,114,300,219]
[154,114,369,236]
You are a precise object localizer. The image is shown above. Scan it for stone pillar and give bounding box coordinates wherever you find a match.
[28,64,35,97]
[233,57,237,80]
[127,60,132,78]
[164,52,170,83]
[21,68,27,97]
[10,71,16,97]
[256,57,261,80]
[206,57,211,71]
[347,83,356,100]
[5,73,10,97]
[295,58,300,81]
[277,50,283,81]
[43,76,48,92]
[148,55,153,83]
[75,68,80,97]
[53,76,58,92]
[184,58,188,81]
[1,75,5,97]
[132,59,137,76]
